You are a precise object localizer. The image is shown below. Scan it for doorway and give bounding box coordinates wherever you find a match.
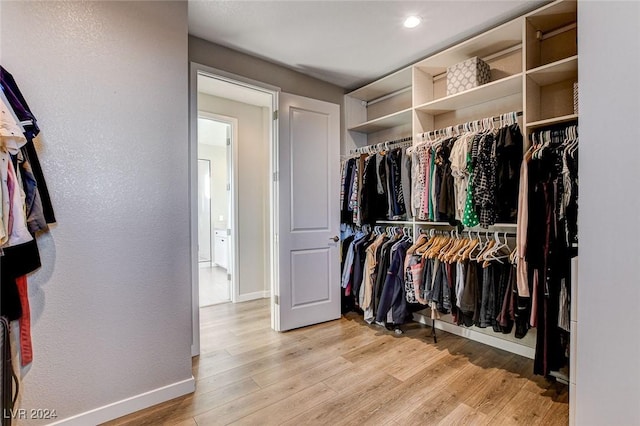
[190,64,278,356]
[197,115,234,306]
[190,64,341,356]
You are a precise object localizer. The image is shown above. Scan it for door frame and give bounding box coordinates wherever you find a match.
[197,112,238,304]
[189,62,280,356]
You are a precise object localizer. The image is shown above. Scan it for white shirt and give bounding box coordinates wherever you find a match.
[0,95,27,155]
[1,150,33,247]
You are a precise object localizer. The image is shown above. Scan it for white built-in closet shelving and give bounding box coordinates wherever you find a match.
[343,0,578,392]
[345,0,578,144]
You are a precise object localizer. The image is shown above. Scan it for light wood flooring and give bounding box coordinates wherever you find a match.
[199,265,230,307]
[104,299,568,426]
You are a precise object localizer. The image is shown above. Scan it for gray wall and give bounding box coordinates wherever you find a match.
[198,93,270,298]
[0,1,192,424]
[576,1,640,424]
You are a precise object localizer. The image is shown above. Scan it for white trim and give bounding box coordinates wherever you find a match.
[49,377,195,426]
[270,91,280,332]
[189,62,200,357]
[236,291,271,303]
[413,313,535,359]
[192,62,281,96]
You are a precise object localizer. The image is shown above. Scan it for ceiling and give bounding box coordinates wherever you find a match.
[188,1,546,90]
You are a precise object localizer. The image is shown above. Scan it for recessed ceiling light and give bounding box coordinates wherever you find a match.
[403,15,421,29]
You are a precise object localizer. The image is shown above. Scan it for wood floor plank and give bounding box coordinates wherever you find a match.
[249,342,355,388]
[229,382,337,426]
[305,326,382,356]
[340,334,400,363]
[182,378,261,418]
[539,386,570,426]
[291,316,361,341]
[381,335,459,381]
[194,336,319,383]
[491,388,555,425]
[283,371,402,426]
[201,316,271,336]
[283,317,347,338]
[351,340,487,425]
[173,419,197,426]
[102,396,187,426]
[436,402,492,425]
[322,363,402,396]
[446,350,515,403]
[193,356,354,425]
[401,390,466,425]
[213,334,311,368]
[462,352,550,419]
[222,329,296,356]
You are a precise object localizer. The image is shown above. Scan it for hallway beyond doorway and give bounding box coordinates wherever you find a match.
[199,265,230,306]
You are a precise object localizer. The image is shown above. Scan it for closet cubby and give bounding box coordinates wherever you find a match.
[525,0,577,71]
[345,67,412,134]
[345,66,413,150]
[524,0,578,128]
[525,57,578,125]
[412,18,523,108]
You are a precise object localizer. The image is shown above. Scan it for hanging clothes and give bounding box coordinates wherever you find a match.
[375,238,411,325]
[340,138,413,225]
[359,154,388,224]
[525,123,578,377]
[0,66,56,367]
[412,117,522,228]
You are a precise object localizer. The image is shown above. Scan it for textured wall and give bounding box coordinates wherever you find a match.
[198,94,270,297]
[576,2,640,424]
[0,1,192,424]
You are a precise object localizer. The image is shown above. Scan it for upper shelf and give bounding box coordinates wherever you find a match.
[414,18,522,76]
[527,55,577,86]
[526,114,578,129]
[347,67,412,102]
[525,0,577,33]
[415,74,522,115]
[347,108,412,134]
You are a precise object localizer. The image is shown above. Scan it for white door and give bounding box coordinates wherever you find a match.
[276,92,341,331]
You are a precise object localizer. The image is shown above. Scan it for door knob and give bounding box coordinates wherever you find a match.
[330,236,339,242]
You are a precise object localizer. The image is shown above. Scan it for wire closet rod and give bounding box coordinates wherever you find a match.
[350,136,413,155]
[418,111,522,139]
[365,86,412,107]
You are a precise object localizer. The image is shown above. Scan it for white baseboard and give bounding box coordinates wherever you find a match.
[413,313,535,359]
[236,290,270,302]
[49,377,195,426]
